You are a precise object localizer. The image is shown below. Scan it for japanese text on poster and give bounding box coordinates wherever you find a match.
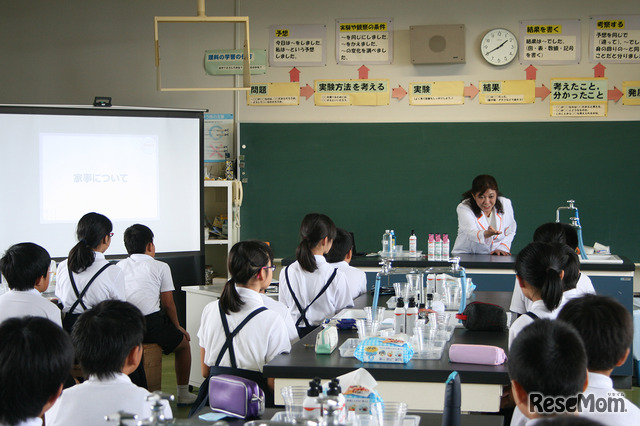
[623,81,640,106]
[520,20,581,65]
[479,80,535,104]
[336,19,393,64]
[269,24,327,67]
[550,78,608,116]
[204,50,267,75]
[409,81,465,105]
[204,114,233,163]
[590,15,640,63]
[246,83,299,106]
[314,79,389,106]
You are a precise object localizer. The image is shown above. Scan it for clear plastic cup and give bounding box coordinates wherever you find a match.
[393,282,409,300]
[281,385,307,421]
[371,401,408,426]
[356,319,380,339]
[364,306,385,322]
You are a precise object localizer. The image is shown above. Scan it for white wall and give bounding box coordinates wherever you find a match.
[2,0,639,124]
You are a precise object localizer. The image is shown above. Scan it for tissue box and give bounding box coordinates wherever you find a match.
[343,385,383,414]
[354,337,414,364]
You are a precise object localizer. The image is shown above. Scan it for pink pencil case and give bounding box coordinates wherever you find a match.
[448,344,507,365]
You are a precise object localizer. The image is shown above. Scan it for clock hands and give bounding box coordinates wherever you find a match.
[486,39,509,55]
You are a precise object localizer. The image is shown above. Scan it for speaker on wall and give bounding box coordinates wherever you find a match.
[410,24,465,64]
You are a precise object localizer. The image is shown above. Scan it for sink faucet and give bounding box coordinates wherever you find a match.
[555,200,588,260]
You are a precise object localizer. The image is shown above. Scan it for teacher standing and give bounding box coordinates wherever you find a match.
[452,175,516,256]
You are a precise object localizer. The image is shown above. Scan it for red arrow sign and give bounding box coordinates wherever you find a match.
[392,85,407,100]
[525,65,537,81]
[300,84,315,100]
[608,87,623,102]
[358,65,369,80]
[535,84,551,101]
[464,84,479,100]
[289,67,300,83]
[593,63,606,78]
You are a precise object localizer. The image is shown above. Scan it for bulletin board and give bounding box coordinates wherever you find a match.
[239,121,640,261]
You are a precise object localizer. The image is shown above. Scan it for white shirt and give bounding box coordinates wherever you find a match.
[0,289,62,327]
[45,373,172,426]
[4,418,42,426]
[278,255,354,327]
[198,286,291,372]
[55,252,126,314]
[452,196,517,255]
[510,273,595,315]
[578,372,640,425]
[330,260,367,300]
[117,254,174,316]
[508,300,553,349]
[260,293,300,345]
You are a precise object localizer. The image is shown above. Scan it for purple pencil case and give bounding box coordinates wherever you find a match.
[448,344,507,365]
[209,374,265,418]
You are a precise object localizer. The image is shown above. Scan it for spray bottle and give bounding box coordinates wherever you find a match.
[409,230,417,255]
[303,378,322,420]
[428,234,435,261]
[435,234,442,261]
[405,297,418,336]
[442,234,450,261]
[394,297,406,334]
[326,378,346,424]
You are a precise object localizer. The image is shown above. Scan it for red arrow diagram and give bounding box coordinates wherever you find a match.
[525,65,537,81]
[289,67,300,83]
[392,85,407,100]
[300,84,315,100]
[358,65,369,80]
[593,63,606,78]
[464,84,479,100]
[535,84,551,101]
[608,87,623,102]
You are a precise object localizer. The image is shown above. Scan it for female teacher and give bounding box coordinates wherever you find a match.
[452,175,517,255]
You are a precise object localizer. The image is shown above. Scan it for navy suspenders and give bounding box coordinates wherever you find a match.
[215,305,268,368]
[67,263,113,314]
[284,265,338,328]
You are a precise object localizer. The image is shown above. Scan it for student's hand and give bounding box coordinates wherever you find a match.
[178,326,191,341]
[491,249,511,256]
[484,226,502,239]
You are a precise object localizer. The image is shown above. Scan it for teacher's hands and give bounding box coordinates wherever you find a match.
[491,249,511,256]
[483,226,502,239]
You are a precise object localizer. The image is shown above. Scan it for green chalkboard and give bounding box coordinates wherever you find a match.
[239,122,640,262]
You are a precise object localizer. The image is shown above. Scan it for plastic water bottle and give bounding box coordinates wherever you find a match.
[390,230,396,253]
[382,230,391,254]
[409,230,417,255]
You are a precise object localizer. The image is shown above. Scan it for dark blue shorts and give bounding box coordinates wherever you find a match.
[144,310,184,354]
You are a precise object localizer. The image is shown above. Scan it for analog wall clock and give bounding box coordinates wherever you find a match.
[481,28,518,66]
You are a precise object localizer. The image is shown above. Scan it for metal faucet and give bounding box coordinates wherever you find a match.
[137,392,175,425]
[555,200,588,259]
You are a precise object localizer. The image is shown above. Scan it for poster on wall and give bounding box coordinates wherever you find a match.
[550,78,608,117]
[590,15,640,63]
[335,18,393,64]
[269,24,327,67]
[519,19,581,65]
[204,49,267,75]
[204,114,233,163]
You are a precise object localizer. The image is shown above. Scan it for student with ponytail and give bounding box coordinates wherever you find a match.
[508,241,565,349]
[55,212,126,333]
[278,213,354,338]
[194,240,290,412]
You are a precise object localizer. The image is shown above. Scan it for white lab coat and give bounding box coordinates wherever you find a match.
[452,196,516,255]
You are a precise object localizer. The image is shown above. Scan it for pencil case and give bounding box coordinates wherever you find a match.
[448,344,506,365]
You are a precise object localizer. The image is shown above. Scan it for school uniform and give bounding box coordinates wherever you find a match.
[509,273,595,315]
[330,260,367,300]
[508,300,552,349]
[198,286,290,372]
[260,293,300,345]
[452,197,516,255]
[55,252,126,315]
[45,373,172,426]
[0,289,62,327]
[7,418,42,426]
[578,372,640,425]
[278,255,354,328]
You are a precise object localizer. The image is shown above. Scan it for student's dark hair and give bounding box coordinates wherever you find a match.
[68,212,113,273]
[461,174,504,217]
[123,223,154,255]
[296,213,337,272]
[557,294,633,372]
[0,317,73,425]
[325,228,353,263]
[515,242,564,311]
[536,415,605,426]
[220,240,274,315]
[559,244,580,291]
[508,319,587,398]
[0,242,51,291]
[533,222,579,251]
[71,300,145,380]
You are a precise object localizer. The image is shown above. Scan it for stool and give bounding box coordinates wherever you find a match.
[143,343,163,392]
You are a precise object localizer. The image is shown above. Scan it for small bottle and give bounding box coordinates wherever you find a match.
[303,379,322,420]
[394,297,406,334]
[405,297,418,336]
[426,293,434,310]
[435,234,442,261]
[390,230,396,253]
[418,302,428,320]
[442,234,450,261]
[409,230,417,255]
[382,229,391,255]
[428,234,435,261]
[326,378,346,424]
[426,273,436,294]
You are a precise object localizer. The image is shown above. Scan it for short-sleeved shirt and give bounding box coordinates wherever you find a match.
[0,289,62,327]
[509,273,595,315]
[330,260,367,300]
[117,254,174,316]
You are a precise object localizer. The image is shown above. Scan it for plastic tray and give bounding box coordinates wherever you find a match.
[339,338,362,357]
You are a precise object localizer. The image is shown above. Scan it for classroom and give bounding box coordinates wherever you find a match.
[1,0,640,424]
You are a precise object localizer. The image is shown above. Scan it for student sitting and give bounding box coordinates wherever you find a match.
[510,222,595,315]
[557,294,640,425]
[195,241,290,412]
[279,213,353,337]
[325,228,367,300]
[45,300,172,425]
[259,288,300,345]
[0,317,73,426]
[509,242,565,348]
[0,242,62,327]
[117,224,196,405]
[509,319,588,424]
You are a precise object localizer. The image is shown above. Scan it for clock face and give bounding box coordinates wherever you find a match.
[481,28,518,66]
